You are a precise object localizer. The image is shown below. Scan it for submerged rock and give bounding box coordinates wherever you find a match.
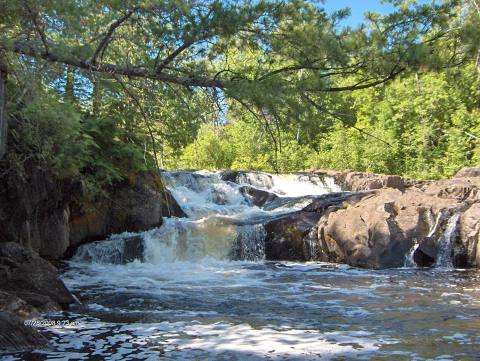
[74,235,144,264]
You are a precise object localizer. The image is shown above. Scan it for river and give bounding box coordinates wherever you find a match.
[5,171,480,360]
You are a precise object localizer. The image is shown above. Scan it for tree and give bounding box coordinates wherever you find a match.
[0,0,461,160]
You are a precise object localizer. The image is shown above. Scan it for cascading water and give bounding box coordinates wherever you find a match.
[8,171,480,361]
[435,213,460,268]
[75,170,340,265]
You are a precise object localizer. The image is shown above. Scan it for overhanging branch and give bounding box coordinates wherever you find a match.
[7,41,225,89]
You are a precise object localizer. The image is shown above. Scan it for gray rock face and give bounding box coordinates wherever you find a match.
[459,203,480,267]
[0,242,75,309]
[0,167,184,259]
[69,172,186,254]
[0,162,79,259]
[316,188,460,269]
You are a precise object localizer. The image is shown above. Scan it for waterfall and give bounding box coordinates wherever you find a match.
[230,224,266,261]
[404,240,418,267]
[72,170,339,265]
[74,233,144,264]
[435,213,460,268]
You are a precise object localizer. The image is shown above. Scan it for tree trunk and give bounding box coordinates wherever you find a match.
[65,65,75,102]
[0,61,7,159]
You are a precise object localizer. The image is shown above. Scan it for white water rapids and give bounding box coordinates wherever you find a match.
[4,171,480,361]
[75,171,340,264]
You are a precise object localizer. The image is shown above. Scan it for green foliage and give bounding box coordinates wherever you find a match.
[12,93,84,178]
[5,80,149,197]
[177,64,480,179]
[307,65,480,179]
[1,0,479,186]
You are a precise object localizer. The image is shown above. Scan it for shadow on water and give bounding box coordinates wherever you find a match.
[3,263,480,361]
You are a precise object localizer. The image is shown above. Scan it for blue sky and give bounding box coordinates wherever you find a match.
[323,0,428,27]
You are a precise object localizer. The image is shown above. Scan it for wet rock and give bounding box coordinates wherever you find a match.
[454,167,480,178]
[0,242,75,309]
[458,203,480,267]
[263,192,372,262]
[240,186,278,207]
[264,211,321,261]
[74,235,144,264]
[219,170,274,188]
[413,237,436,267]
[0,311,49,351]
[317,188,459,269]
[68,172,185,255]
[0,165,184,259]
[219,170,241,183]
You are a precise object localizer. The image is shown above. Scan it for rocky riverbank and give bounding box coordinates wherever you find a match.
[259,167,480,269]
[0,168,185,351]
[1,166,480,351]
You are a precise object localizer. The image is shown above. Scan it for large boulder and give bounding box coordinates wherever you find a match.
[317,188,459,269]
[69,172,185,252]
[263,192,371,261]
[264,211,321,261]
[0,242,75,310]
[0,165,184,259]
[0,242,75,351]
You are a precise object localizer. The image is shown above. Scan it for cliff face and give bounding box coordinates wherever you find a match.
[0,163,184,260]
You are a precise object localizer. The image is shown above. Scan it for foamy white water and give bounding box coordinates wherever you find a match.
[5,171,480,361]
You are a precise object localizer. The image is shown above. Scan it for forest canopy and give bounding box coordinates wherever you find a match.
[0,0,479,195]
